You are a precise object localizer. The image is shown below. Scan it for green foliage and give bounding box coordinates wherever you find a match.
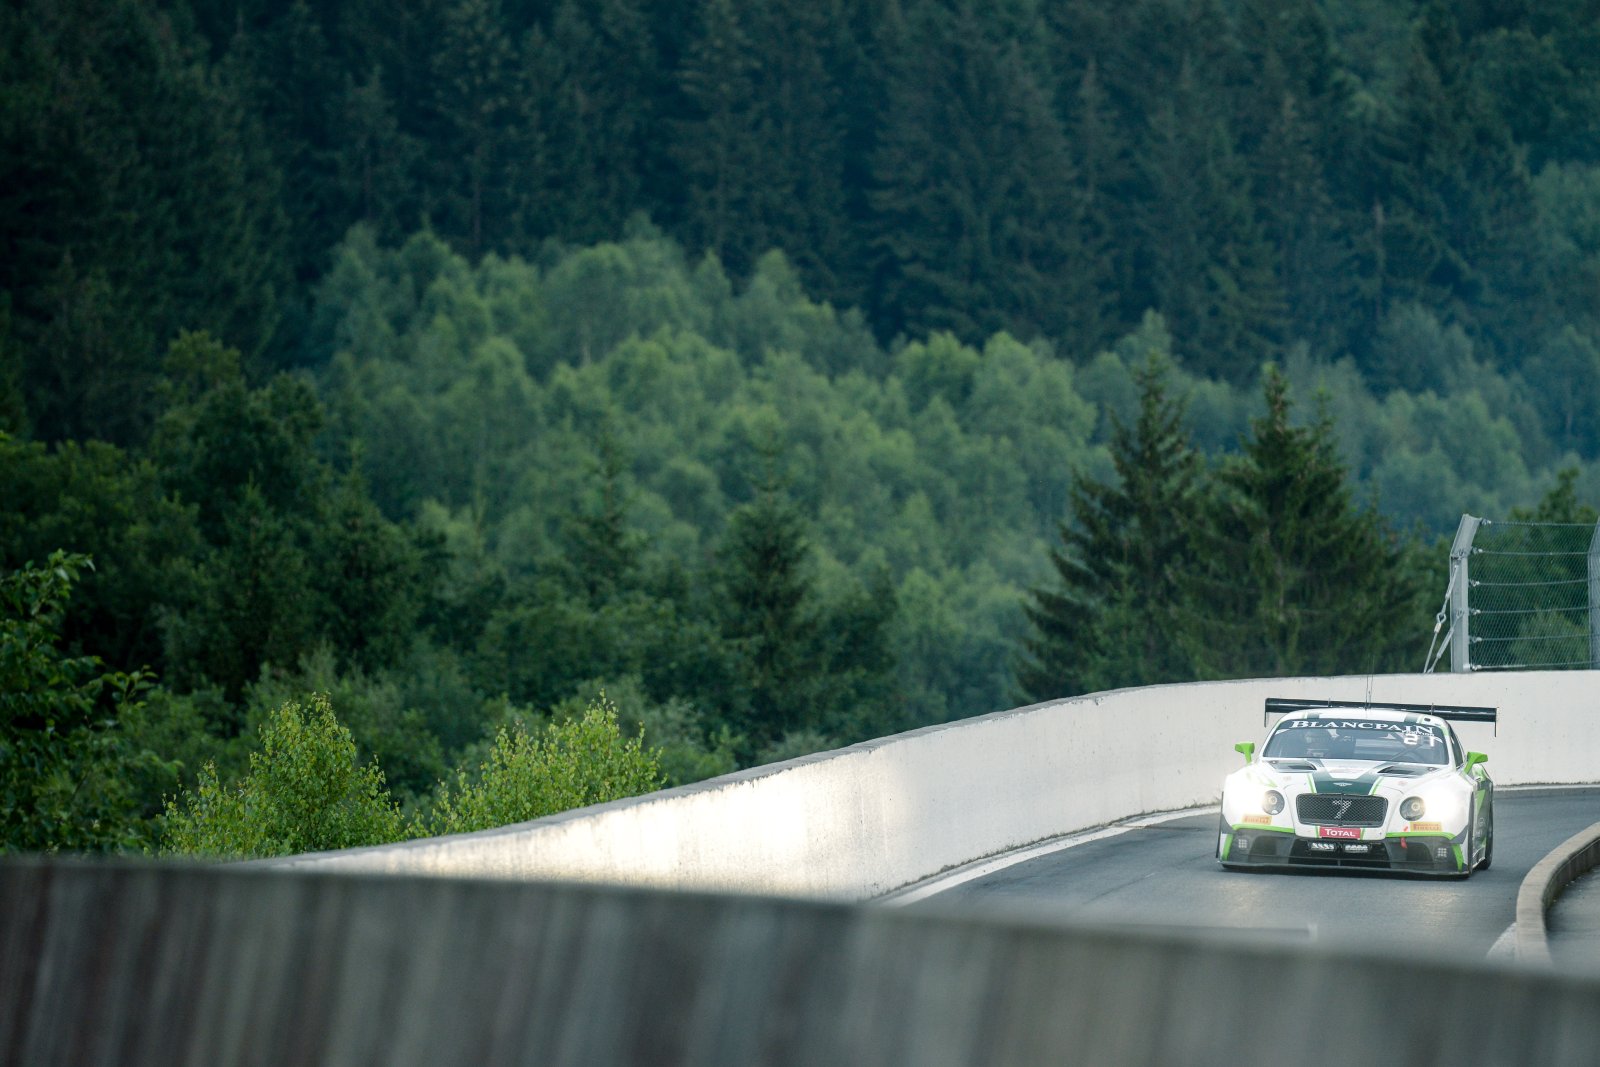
[423,693,663,836]
[429,0,517,258]
[869,0,1095,345]
[1526,326,1600,455]
[152,331,427,702]
[1137,68,1283,381]
[521,0,660,247]
[6,0,1599,451]
[675,0,762,275]
[716,481,817,752]
[1019,351,1205,700]
[311,230,1106,722]
[0,297,25,436]
[1,552,157,852]
[8,0,1600,829]
[0,0,288,443]
[0,430,202,674]
[1184,368,1425,678]
[550,676,737,787]
[242,646,452,807]
[161,694,407,859]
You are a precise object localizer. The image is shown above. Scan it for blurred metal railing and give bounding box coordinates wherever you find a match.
[1427,514,1600,672]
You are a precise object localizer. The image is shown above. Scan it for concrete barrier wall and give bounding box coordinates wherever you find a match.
[7,859,1600,1067]
[274,671,1600,899]
[1517,820,1600,965]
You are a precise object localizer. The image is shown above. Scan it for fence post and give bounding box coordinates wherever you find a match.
[1450,515,1481,673]
[1589,519,1600,669]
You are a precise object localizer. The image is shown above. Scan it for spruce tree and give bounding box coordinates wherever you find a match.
[736,0,853,299]
[1138,64,1284,383]
[868,0,1091,345]
[430,0,517,257]
[1370,0,1540,356]
[561,430,642,606]
[227,3,349,291]
[673,0,763,274]
[1181,366,1421,679]
[1063,59,1131,355]
[333,66,421,246]
[526,0,658,244]
[2,0,289,441]
[716,481,818,756]
[1018,351,1204,701]
[1234,0,1361,358]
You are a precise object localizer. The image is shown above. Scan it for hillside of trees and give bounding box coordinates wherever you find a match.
[3,0,1598,852]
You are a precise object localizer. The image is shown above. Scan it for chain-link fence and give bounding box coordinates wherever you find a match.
[1425,515,1600,672]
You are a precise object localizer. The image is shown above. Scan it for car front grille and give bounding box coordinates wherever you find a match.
[1296,793,1387,827]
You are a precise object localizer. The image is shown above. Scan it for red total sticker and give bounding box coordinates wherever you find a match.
[1318,826,1362,840]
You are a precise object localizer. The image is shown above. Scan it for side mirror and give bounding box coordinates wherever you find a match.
[1234,741,1255,764]
[1465,751,1488,774]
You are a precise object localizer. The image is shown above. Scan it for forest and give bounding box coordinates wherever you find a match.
[3,0,1598,854]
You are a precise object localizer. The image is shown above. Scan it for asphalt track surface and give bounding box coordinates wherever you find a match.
[914,788,1600,962]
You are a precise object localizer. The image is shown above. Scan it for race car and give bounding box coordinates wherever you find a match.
[1217,698,1495,877]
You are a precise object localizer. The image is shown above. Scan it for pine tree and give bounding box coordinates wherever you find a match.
[1234,0,1361,358]
[1137,64,1283,381]
[561,430,642,606]
[523,0,659,244]
[1017,351,1205,701]
[1251,91,1359,359]
[736,0,853,298]
[716,480,817,756]
[673,0,762,274]
[430,0,517,257]
[333,66,421,246]
[1368,0,1540,356]
[1,0,290,441]
[1181,366,1422,679]
[227,3,348,291]
[0,297,25,435]
[823,0,890,315]
[333,0,450,149]
[869,0,1090,344]
[1064,59,1133,355]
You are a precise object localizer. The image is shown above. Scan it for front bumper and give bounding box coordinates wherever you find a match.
[1218,821,1465,874]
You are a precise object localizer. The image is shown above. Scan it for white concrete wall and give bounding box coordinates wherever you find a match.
[274,671,1600,899]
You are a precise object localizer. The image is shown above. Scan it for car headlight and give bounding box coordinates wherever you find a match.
[1262,790,1285,816]
[1400,795,1426,821]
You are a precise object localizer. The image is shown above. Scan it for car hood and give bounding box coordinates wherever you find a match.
[1255,758,1455,794]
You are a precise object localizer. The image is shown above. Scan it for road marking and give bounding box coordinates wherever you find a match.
[879,805,1220,906]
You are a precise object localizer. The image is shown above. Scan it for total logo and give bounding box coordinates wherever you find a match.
[1318,826,1362,840]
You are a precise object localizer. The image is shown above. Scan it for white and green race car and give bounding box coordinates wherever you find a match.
[1218,698,1495,877]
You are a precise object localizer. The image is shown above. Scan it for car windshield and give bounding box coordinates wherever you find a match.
[1263,719,1449,765]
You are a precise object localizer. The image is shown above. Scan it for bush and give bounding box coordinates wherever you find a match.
[1,551,157,853]
[552,676,738,787]
[425,693,663,836]
[161,694,407,858]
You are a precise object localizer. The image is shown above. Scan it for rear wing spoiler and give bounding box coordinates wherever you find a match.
[1265,697,1497,731]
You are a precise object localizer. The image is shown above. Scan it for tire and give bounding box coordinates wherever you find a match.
[1452,822,1475,880]
[1477,801,1494,872]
